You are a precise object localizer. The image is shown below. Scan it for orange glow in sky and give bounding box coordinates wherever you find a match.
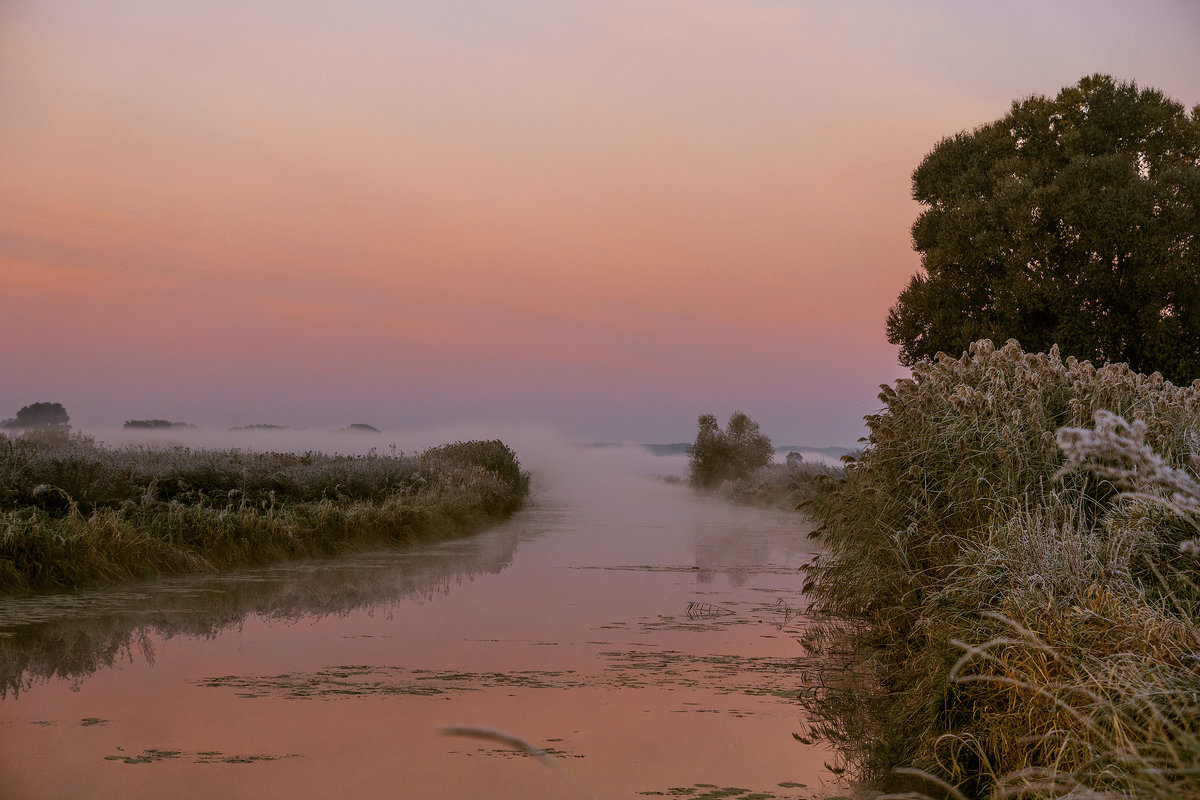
[3,1,1199,443]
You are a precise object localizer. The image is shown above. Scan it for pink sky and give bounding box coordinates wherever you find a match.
[2,1,1199,445]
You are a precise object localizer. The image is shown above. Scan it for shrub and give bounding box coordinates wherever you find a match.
[687,411,774,489]
[801,339,1200,797]
[712,459,839,510]
[123,420,193,429]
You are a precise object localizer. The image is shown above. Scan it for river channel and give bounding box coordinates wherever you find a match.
[0,444,843,799]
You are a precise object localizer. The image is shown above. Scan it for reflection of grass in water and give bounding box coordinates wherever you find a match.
[79,717,109,726]
[104,748,300,765]
[0,524,522,698]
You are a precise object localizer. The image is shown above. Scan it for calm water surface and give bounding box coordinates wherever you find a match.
[0,447,843,799]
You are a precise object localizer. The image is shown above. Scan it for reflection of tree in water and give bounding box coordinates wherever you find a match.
[688,513,815,587]
[0,526,521,698]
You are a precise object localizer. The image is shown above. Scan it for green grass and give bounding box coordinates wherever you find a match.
[800,340,1200,799]
[0,431,529,594]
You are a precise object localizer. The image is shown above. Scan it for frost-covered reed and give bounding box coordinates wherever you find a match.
[800,340,1200,799]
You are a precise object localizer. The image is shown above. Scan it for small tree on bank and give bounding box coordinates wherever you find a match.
[2,402,70,430]
[687,411,773,489]
[887,74,1200,384]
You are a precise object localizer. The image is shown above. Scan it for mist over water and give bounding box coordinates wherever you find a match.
[94,421,843,472]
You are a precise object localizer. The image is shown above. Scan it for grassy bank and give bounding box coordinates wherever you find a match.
[0,431,529,594]
[801,340,1200,798]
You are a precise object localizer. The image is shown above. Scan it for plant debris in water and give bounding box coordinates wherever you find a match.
[635,785,813,799]
[103,747,300,764]
[196,649,808,702]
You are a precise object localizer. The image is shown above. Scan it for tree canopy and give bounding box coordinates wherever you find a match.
[687,411,774,489]
[887,74,1200,384]
[2,402,70,430]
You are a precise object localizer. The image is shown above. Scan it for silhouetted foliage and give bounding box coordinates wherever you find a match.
[124,420,194,429]
[687,411,773,489]
[1,402,69,430]
[887,74,1200,383]
[343,423,381,433]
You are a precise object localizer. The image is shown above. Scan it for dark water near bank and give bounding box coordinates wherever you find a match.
[0,446,842,799]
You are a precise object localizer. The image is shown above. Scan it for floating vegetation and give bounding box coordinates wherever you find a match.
[636,785,800,799]
[635,596,808,634]
[570,565,801,577]
[684,602,735,619]
[449,744,584,760]
[196,649,806,702]
[103,747,300,765]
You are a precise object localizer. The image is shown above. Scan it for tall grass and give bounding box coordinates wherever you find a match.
[0,431,528,593]
[799,339,1200,798]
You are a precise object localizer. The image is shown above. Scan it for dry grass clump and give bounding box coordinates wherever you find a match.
[800,339,1200,798]
[0,432,528,593]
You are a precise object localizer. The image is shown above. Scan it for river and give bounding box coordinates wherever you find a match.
[0,443,843,799]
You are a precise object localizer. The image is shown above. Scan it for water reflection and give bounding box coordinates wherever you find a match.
[688,518,815,586]
[0,525,522,698]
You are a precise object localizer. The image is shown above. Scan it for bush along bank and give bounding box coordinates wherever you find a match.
[0,432,529,594]
[684,410,840,511]
[708,458,841,511]
[800,339,1200,799]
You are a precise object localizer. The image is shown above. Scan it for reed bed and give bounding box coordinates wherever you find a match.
[0,431,528,593]
[800,339,1200,799]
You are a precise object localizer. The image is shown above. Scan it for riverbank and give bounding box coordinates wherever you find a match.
[801,340,1200,798]
[0,431,528,594]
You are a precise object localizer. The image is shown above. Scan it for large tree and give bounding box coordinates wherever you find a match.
[887,74,1200,383]
[2,402,70,430]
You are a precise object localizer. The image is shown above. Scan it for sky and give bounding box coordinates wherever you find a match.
[2,1,1199,446]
